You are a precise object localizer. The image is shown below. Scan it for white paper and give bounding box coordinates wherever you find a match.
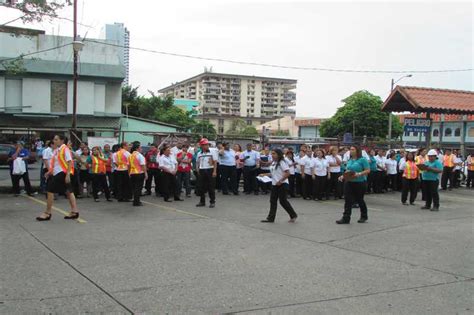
[257,175,272,183]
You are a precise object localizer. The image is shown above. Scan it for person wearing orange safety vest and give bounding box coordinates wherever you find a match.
[128,141,147,206]
[113,142,132,202]
[399,151,420,205]
[466,154,474,188]
[36,135,79,221]
[415,148,427,201]
[87,146,112,202]
[441,148,455,190]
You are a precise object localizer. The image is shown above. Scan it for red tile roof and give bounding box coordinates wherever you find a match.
[382,86,474,114]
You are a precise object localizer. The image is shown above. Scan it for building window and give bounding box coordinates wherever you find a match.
[468,127,474,137]
[51,81,68,113]
[454,128,461,137]
[404,130,410,137]
[218,127,224,133]
[444,128,452,137]
[246,120,252,125]
[218,119,224,126]
[433,129,439,137]
[413,131,418,137]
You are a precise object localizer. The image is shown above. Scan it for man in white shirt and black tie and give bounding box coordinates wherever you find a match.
[195,138,218,208]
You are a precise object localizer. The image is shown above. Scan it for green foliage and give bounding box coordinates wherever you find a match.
[274,130,290,136]
[191,121,217,141]
[319,90,403,139]
[240,126,258,137]
[10,0,72,23]
[0,58,27,75]
[225,118,259,137]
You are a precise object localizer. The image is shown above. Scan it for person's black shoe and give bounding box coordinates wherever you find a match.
[94,198,100,202]
[245,192,251,195]
[133,202,143,206]
[196,203,205,207]
[174,198,184,201]
[254,192,259,195]
[144,191,151,196]
[164,199,172,203]
[261,219,274,223]
[106,198,113,202]
[36,213,52,221]
[402,202,408,206]
[233,192,239,195]
[431,206,439,211]
[222,192,229,195]
[336,218,350,224]
[64,212,79,220]
[357,218,368,223]
[209,203,215,208]
[410,202,415,206]
[420,206,431,210]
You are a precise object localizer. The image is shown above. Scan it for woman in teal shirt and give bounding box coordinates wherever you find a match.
[337,146,370,224]
[420,149,443,211]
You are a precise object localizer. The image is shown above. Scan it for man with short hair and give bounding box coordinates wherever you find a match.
[176,144,193,198]
[241,143,260,195]
[8,141,35,196]
[145,144,160,196]
[196,138,218,208]
[218,142,238,195]
[441,148,455,190]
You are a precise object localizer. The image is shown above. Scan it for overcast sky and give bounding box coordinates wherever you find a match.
[2,0,473,118]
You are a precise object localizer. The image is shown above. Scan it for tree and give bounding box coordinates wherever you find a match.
[240,126,258,137]
[274,130,290,137]
[122,85,140,116]
[319,90,403,139]
[4,0,72,24]
[191,121,217,141]
[225,118,247,137]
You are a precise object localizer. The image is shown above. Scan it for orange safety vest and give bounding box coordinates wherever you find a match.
[403,161,419,179]
[91,155,106,174]
[129,151,143,175]
[50,144,75,175]
[467,157,474,171]
[443,154,454,167]
[116,149,129,171]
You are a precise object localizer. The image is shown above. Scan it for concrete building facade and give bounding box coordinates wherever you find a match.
[0,26,125,141]
[257,117,326,138]
[159,72,296,134]
[101,23,130,85]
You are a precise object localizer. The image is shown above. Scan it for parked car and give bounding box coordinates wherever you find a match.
[0,144,37,165]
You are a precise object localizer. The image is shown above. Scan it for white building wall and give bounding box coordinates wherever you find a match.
[22,78,50,114]
[94,83,106,114]
[240,79,248,116]
[0,77,5,110]
[5,78,22,112]
[105,83,122,114]
[254,81,262,118]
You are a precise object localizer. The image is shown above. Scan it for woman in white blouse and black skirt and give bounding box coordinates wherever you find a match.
[260,149,298,223]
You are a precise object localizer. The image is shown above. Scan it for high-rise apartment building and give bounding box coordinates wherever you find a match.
[101,23,130,85]
[158,72,296,133]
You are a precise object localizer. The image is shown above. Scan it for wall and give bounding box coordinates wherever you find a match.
[299,126,320,138]
[403,121,474,145]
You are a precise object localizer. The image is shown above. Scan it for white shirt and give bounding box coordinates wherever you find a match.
[285,157,296,175]
[385,159,398,175]
[134,152,146,166]
[294,155,302,174]
[312,157,329,176]
[326,155,341,173]
[398,157,407,171]
[42,147,53,165]
[159,155,177,173]
[52,145,72,176]
[270,160,289,185]
[454,157,462,170]
[375,155,386,171]
[241,150,260,167]
[197,150,218,169]
[301,155,313,175]
[170,146,180,158]
[260,153,273,170]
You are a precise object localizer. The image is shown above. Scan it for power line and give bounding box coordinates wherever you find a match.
[0,43,71,64]
[0,14,26,26]
[84,39,473,74]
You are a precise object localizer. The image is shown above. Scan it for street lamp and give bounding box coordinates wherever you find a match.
[388,74,413,149]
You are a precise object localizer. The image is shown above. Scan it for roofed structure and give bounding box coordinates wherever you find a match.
[382,86,474,115]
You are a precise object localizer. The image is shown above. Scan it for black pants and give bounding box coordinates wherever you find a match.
[387,174,397,191]
[441,166,454,189]
[92,173,111,200]
[145,168,160,195]
[295,173,303,196]
[313,175,328,200]
[425,180,440,208]
[115,170,132,201]
[303,174,313,199]
[453,170,461,188]
[130,173,145,205]
[288,174,296,197]
[106,171,114,195]
[266,184,297,221]
[161,172,178,201]
[220,165,237,194]
[396,172,403,191]
[420,178,427,201]
[367,172,376,193]
[11,172,33,195]
[342,181,368,221]
[467,170,474,188]
[401,178,418,204]
[243,166,258,193]
[374,171,385,193]
[236,168,243,191]
[328,172,341,198]
[198,169,216,204]
[176,171,191,197]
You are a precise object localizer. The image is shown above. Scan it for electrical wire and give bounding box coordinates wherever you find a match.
[0,14,26,26]
[0,43,72,64]
[84,39,473,74]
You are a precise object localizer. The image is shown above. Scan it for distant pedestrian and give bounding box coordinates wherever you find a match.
[260,149,298,223]
[144,144,160,196]
[36,135,79,221]
[40,140,54,194]
[113,142,132,202]
[196,138,217,208]
[87,146,112,202]
[8,141,34,196]
[159,146,181,202]
[176,144,193,198]
[336,145,370,224]
[399,151,419,205]
[441,149,455,190]
[129,141,147,206]
[421,149,443,211]
[241,143,260,195]
[466,154,474,188]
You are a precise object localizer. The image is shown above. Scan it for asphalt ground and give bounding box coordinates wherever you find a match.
[1,187,473,314]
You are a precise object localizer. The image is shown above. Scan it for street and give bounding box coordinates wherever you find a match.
[1,189,473,314]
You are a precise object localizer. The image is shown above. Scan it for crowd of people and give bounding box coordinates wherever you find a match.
[6,135,474,223]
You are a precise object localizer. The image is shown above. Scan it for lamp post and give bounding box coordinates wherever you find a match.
[388,74,412,149]
[71,0,84,146]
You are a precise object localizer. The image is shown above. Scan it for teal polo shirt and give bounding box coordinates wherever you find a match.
[346,157,369,182]
[422,160,443,181]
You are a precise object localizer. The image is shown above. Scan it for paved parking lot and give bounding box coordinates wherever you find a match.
[1,188,473,314]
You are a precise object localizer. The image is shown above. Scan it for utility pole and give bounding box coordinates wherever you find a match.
[71,0,78,146]
[388,75,413,149]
